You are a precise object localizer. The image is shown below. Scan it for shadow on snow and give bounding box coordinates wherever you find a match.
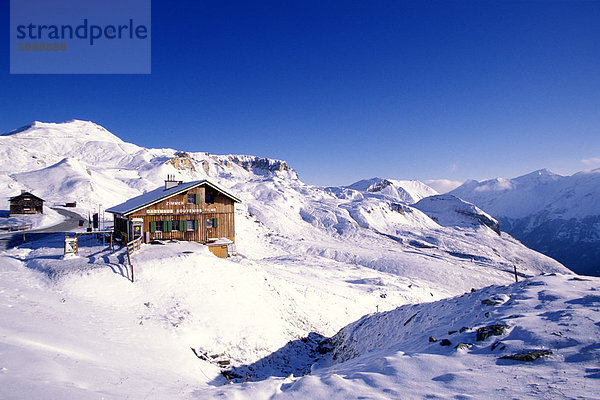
[207,332,329,385]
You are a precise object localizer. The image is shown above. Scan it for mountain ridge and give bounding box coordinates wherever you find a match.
[451,169,600,275]
[0,120,569,290]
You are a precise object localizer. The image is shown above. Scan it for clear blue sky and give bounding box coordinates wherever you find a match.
[1,1,599,186]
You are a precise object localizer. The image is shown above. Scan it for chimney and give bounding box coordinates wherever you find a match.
[164,174,182,190]
[21,190,26,194]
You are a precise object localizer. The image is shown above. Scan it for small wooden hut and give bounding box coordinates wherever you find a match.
[9,191,44,216]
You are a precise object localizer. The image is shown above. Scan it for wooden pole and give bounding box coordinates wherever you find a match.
[513,264,519,283]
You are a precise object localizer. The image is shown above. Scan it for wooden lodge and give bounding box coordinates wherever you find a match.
[9,191,44,216]
[106,177,241,257]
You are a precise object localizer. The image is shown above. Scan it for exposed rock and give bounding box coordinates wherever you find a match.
[390,203,406,214]
[481,294,509,306]
[476,324,510,341]
[166,156,196,171]
[316,340,333,354]
[457,209,501,235]
[229,156,292,174]
[499,350,552,362]
[366,179,394,193]
[455,343,473,351]
[429,336,438,343]
[440,339,451,346]
[491,341,506,351]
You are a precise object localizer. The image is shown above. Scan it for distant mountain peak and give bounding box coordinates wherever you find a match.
[345,177,438,204]
[514,168,560,182]
[1,119,123,143]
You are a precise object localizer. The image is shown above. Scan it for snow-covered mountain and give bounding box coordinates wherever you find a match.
[343,177,438,203]
[451,169,600,276]
[0,120,567,289]
[0,120,586,399]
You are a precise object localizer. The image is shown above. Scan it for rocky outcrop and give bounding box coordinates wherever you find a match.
[457,209,501,235]
[499,350,552,362]
[166,153,196,171]
[476,324,510,341]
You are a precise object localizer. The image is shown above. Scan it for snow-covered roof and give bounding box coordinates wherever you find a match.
[9,192,45,202]
[106,180,240,216]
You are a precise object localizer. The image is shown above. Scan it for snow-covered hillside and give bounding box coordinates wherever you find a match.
[0,120,568,288]
[0,120,579,399]
[1,241,596,399]
[308,273,600,399]
[451,169,600,276]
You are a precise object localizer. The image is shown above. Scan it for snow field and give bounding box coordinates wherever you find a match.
[0,120,585,399]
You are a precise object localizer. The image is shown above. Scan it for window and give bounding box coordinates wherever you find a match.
[188,193,200,204]
[205,218,218,228]
[187,220,194,231]
[155,221,163,232]
[172,220,179,231]
[205,190,215,204]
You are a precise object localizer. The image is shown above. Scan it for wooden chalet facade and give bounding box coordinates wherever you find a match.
[9,191,44,215]
[106,179,241,256]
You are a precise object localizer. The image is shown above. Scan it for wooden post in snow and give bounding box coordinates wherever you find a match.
[513,264,519,283]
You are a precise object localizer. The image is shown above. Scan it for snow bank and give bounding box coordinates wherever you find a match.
[0,206,65,231]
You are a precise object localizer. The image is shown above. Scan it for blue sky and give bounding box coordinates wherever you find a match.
[1,1,599,186]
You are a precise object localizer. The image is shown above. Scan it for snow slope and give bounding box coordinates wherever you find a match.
[298,273,600,399]
[0,120,567,289]
[1,239,595,399]
[451,169,600,276]
[0,120,580,399]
